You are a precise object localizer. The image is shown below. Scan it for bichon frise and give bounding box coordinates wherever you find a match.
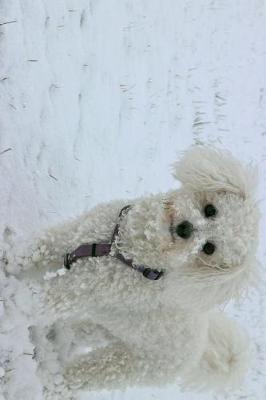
[25,146,260,394]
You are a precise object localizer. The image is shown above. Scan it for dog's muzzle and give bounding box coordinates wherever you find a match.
[176,220,194,239]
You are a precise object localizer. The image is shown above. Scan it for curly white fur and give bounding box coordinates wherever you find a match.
[22,146,260,396]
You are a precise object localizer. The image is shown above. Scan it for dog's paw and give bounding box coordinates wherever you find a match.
[181,313,249,391]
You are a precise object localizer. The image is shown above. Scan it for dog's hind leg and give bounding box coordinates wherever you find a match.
[63,335,185,391]
[63,341,139,390]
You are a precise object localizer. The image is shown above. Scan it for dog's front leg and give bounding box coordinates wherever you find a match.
[181,312,249,390]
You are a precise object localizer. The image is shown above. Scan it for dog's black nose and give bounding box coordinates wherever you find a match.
[176,221,194,239]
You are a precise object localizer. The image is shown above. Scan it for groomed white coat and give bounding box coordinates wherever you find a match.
[24,146,260,396]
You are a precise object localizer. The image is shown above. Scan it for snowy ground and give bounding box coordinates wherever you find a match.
[0,0,266,399]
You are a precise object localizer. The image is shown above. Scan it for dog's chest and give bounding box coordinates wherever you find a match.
[46,255,163,312]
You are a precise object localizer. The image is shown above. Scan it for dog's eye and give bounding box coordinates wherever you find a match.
[204,204,217,218]
[202,241,216,255]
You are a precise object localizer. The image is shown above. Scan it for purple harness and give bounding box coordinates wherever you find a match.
[64,205,164,281]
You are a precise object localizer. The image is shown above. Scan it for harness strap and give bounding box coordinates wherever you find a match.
[64,205,164,281]
[64,243,111,269]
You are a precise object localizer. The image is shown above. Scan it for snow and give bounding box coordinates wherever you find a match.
[0,0,266,399]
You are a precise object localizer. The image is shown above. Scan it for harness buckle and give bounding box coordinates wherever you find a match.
[64,253,71,269]
[142,268,164,280]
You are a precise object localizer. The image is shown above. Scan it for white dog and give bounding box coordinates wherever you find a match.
[25,146,260,395]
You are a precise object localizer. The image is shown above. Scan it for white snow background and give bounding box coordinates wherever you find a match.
[0,0,266,399]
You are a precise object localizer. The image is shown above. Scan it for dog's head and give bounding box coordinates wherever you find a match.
[164,146,260,311]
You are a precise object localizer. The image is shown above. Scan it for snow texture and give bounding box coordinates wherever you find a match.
[0,0,266,399]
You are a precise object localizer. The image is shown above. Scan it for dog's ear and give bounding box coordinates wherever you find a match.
[172,146,257,199]
[170,256,261,311]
